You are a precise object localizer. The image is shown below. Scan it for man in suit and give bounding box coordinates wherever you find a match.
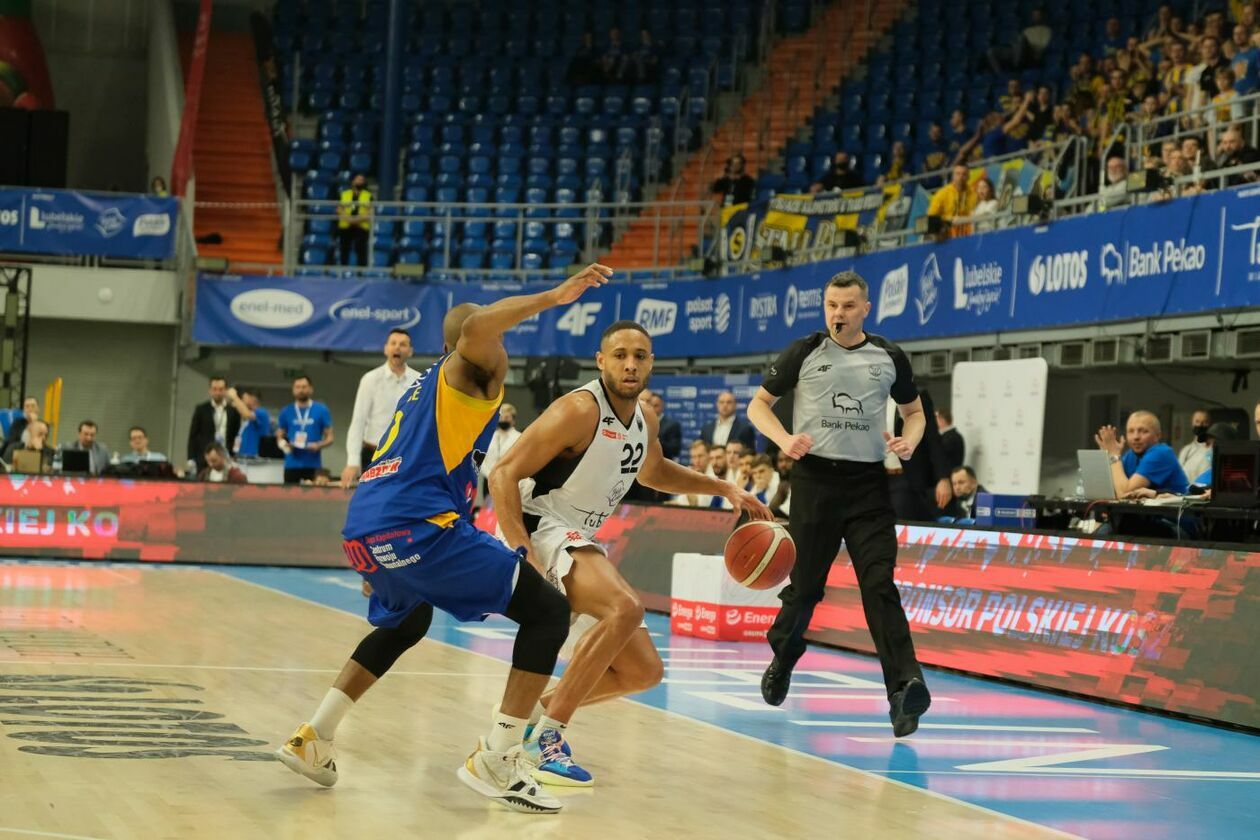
[889,387,952,521]
[946,466,988,519]
[64,420,111,476]
[643,390,682,461]
[936,408,965,471]
[187,376,241,472]
[701,390,756,452]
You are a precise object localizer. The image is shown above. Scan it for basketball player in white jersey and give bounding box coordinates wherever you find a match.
[490,319,771,786]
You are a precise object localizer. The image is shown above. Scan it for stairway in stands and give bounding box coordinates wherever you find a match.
[602,0,906,269]
[183,32,283,266]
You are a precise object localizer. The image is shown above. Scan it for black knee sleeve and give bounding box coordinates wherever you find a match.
[503,561,571,675]
[350,602,433,678]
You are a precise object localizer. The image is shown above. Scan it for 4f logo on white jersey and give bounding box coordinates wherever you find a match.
[557,302,602,336]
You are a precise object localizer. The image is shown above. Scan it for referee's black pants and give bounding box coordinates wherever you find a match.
[766,455,924,699]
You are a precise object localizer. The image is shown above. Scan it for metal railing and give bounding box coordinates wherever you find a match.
[1130,89,1260,162]
[288,195,714,280]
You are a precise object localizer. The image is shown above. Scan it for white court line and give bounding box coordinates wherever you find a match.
[210,569,1084,839]
[656,647,740,653]
[0,828,108,840]
[793,721,1097,733]
[0,660,503,677]
[663,659,770,666]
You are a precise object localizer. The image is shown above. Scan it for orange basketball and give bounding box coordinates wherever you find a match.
[724,520,795,590]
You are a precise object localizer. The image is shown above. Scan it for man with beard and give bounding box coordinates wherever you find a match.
[489,321,771,786]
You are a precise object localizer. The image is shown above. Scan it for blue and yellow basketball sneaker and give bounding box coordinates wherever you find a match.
[524,728,593,787]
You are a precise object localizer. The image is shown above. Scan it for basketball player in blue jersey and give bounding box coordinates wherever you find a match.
[276,265,611,815]
[488,320,772,786]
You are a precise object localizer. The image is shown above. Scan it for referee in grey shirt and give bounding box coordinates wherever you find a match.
[747,270,930,736]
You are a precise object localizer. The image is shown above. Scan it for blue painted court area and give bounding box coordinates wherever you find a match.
[224,564,1260,840]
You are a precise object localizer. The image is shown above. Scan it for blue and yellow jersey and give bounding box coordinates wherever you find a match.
[343,354,501,539]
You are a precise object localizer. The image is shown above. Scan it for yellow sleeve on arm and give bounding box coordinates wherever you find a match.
[927,187,949,217]
[434,359,503,472]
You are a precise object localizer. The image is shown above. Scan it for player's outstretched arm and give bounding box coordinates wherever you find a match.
[457,264,612,370]
[488,392,598,577]
[637,412,772,520]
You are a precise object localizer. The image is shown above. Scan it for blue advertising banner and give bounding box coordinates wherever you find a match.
[0,188,179,259]
[193,185,1260,356]
[650,375,761,461]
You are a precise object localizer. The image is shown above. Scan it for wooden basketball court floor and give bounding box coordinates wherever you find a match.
[1,560,1257,840]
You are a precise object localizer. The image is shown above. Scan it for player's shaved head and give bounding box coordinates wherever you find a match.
[443,303,480,349]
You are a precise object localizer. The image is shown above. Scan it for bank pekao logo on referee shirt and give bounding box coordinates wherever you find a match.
[830,392,863,414]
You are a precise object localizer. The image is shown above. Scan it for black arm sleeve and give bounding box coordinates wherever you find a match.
[887,342,919,405]
[761,334,820,397]
[916,389,952,482]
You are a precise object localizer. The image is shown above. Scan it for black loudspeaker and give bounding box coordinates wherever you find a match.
[26,109,68,188]
[0,108,29,186]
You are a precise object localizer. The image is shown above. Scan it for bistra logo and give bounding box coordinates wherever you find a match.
[329,298,422,329]
[230,288,315,329]
[1028,250,1088,295]
[634,298,678,336]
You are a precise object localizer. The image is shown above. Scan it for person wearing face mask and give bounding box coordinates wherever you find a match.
[710,155,756,207]
[1177,409,1213,482]
[479,403,522,501]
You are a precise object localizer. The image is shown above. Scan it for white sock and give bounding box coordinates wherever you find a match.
[309,688,354,741]
[529,715,569,742]
[488,711,528,752]
[530,700,546,725]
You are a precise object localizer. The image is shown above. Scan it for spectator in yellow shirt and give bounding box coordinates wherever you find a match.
[337,173,372,267]
[927,164,977,238]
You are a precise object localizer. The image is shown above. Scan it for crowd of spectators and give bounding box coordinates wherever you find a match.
[775,4,1260,233]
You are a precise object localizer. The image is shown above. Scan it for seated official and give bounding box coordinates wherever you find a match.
[3,419,54,474]
[197,443,247,484]
[120,426,168,464]
[1094,410,1189,498]
[1128,421,1237,499]
[944,466,988,519]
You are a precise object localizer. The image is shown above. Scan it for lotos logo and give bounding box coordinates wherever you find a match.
[877,264,908,323]
[557,302,601,336]
[831,392,863,414]
[916,254,940,325]
[1028,250,1088,295]
[133,213,171,237]
[95,208,126,238]
[230,288,314,328]
[329,298,422,329]
[0,208,16,226]
[1100,243,1124,285]
[634,298,678,336]
[784,284,799,328]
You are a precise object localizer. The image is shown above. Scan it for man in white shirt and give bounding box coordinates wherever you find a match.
[479,403,522,503]
[1177,409,1212,483]
[701,391,755,451]
[340,329,422,488]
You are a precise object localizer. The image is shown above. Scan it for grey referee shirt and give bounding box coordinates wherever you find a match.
[762,331,918,463]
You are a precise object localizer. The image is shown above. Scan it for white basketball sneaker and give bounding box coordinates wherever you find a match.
[457,737,563,814]
[275,722,338,787]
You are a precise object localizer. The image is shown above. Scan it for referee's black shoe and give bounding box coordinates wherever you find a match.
[761,656,792,706]
[889,678,931,737]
